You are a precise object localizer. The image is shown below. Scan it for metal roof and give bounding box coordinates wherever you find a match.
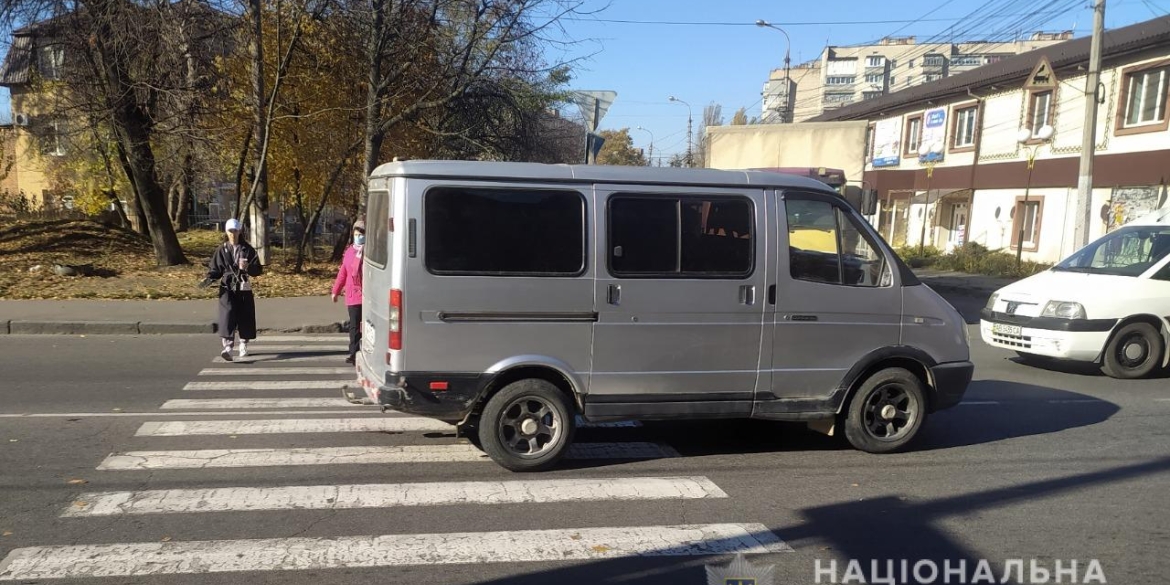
[810,15,1170,122]
[370,160,837,191]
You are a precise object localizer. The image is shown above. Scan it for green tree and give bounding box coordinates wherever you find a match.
[595,128,646,166]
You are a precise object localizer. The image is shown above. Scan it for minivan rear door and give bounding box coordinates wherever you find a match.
[587,184,767,418]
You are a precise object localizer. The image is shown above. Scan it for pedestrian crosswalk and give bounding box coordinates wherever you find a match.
[0,335,792,582]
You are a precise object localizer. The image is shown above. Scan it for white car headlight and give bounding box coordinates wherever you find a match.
[985,293,999,311]
[1042,301,1087,320]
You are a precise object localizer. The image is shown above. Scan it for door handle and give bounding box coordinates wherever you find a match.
[767,284,776,305]
[739,285,756,305]
[607,284,621,305]
[789,314,818,322]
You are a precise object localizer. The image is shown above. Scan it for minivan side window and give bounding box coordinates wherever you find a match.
[609,195,753,278]
[786,197,889,287]
[366,189,390,268]
[424,187,585,276]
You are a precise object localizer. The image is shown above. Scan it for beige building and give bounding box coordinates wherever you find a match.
[809,15,1170,264]
[763,32,1074,124]
[0,29,64,210]
[706,121,868,183]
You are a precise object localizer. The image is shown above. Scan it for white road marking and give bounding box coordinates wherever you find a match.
[221,345,347,353]
[214,355,347,364]
[64,476,727,516]
[0,523,791,580]
[160,398,357,410]
[184,381,348,391]
[245,336,348,342]
[198,368,354,376]
[135,417,453,436]
[97,443,680,470]
[0,410,379,418]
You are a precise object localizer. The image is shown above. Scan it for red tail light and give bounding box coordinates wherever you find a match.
[388,289,403,356]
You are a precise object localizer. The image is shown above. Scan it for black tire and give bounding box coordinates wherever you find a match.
[477,379,576,472]
[843,367,927,454]
[1102,322,1164,379]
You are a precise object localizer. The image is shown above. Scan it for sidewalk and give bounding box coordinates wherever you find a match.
[0,296,345,335]
[913,269,1017,297]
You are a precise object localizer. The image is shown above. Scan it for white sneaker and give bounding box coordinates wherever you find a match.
[238,342,249,357]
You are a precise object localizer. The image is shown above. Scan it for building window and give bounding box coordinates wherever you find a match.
[866,56,885,68]
[906,76,915,86]
[909,60,915,68]
[1011,196,1044,251]
[952,106,978,149]
[924,74,943,82]
[609,196,753,278]
[863,91,883,101]
[904,115,923,155]
[40,120,65,156]
[424,187,586,276]
[889,59,897,69]
[786,198,889,287]
[891,76,897,86]
[952,55,981,67]
[985,55,1007,64]
[865,74,885,84]
[1122,66,1168,128]
[825,92,854,104]
[1028,91,1054,137]
[826,76,855,86]
[923,54,945,67]
[866,124,876,161]
[38,44,64,80]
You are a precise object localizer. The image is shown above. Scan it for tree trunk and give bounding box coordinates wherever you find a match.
[115,120,187,265]
[360,0,387,216]
[248,0,270,264]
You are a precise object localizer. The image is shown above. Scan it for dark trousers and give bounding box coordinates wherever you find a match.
[218,289,256,341]
[347,305,362,358]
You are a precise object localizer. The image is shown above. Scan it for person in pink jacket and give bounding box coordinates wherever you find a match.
[332,218,365,364]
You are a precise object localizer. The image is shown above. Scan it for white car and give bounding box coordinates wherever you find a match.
[980,207,1170,379]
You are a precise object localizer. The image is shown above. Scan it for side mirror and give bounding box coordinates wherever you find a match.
[860,189,879,216]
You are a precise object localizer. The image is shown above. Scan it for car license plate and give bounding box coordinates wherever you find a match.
[992,323,1022,336]
[362,320,375,353]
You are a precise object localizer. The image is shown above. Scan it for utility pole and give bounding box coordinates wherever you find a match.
[1073,0,1106,251]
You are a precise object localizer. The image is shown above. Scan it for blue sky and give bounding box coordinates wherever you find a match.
[554,0,1166,163]
[1,0,1163,163]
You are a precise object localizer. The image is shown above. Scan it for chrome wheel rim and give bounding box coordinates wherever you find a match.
[862,384,918,441]
[497,396,562,458]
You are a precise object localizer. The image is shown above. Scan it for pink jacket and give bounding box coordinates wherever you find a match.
[331,245,363,306]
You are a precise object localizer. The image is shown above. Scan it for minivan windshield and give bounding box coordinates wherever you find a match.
[1054,225,1170,277]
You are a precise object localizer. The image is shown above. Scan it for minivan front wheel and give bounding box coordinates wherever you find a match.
[843,368,926,454]
[478,379,575,472]
[1102,322,1164,379]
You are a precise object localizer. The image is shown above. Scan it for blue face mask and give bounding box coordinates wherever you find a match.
[354,233,365,246]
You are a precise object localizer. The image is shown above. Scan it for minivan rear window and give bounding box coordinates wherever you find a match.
[424,187,585,276]
[609,195,753,278]
[366,189,390,268]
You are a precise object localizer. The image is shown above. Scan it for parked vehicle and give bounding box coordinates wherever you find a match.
[981,206,1170,379]
[354,161,974,471]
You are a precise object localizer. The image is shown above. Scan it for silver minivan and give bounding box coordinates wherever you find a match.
[355,160,973,471]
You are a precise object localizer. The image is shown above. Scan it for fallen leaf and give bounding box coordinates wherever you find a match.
[67,479,88,485]
[569,534,581,541]
[73,501,88,508]
[2,531,12,537]
[161,536,172,542]
[850,483,860,487]
[8,439,16,443]
[590,545,611,553]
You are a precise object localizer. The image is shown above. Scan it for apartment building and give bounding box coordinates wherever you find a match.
[808,15,1170,265]
[762,32,1074,124]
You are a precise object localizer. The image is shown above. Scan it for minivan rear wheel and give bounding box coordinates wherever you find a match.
[478,379,575,472]
[843,367,926,454]
[1101,322,1164,379]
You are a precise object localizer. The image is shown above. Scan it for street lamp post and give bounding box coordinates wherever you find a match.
[668,95,692,167]
[755,20,792,123]
[635,126,655,166]
[917,141,944,255]
[1015,124,1055,267]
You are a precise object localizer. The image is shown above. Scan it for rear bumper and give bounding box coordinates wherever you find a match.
[356,354,485,423]
[930,361,974,411]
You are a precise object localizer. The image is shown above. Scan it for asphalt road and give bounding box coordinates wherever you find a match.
[0,292,1167,585]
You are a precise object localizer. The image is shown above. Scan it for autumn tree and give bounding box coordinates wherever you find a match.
[692,103,722,169]
[595,128,645,166]
[731,107,748,125]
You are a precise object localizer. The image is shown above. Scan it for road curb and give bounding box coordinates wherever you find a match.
[1,321,345,335]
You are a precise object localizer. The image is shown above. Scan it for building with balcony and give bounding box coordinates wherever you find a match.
[765,31,1074,123]
[809,15,1170,265]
